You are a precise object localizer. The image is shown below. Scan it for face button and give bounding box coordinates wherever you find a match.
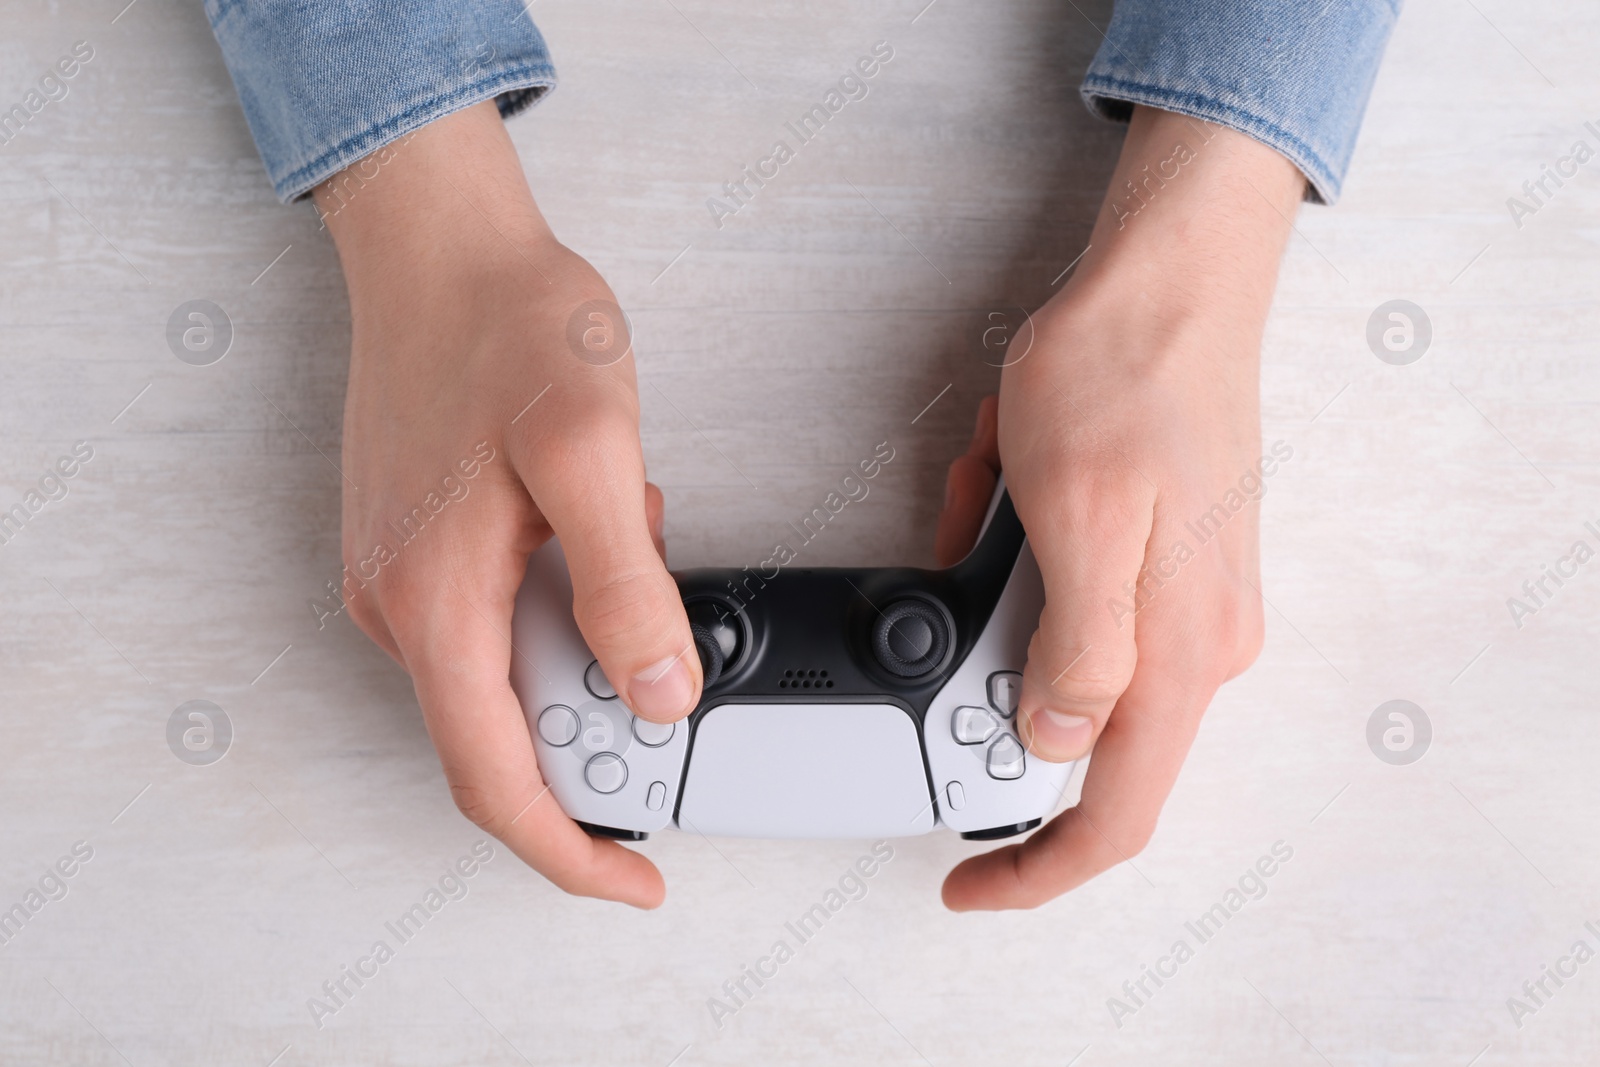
[537,705,578,746]
[584,659,618,700]
[584,752,628,794]
[987,734,1026,780]
[988,671,1022,718]
[870,599,950,678]
[646,781,667,811]
[951,705,999,745]
[632,718,676,748]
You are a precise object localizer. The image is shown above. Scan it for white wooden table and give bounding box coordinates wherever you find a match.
[2,1,1597,1063]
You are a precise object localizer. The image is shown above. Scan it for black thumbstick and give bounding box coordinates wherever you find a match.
[690,622,725,687]
[684,598,742,687]
[871,599,949,678]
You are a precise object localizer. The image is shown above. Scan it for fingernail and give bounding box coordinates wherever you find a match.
[1025,708,1094,758]
[629,654,695,721]
[942,467,956,511]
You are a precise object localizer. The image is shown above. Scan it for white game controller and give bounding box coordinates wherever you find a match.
[510,482,1075,840]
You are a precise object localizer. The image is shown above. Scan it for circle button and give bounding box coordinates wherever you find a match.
[537,705,578,747]
[633,718,675,747]
[584,660,617,700]
[585,752,628,794]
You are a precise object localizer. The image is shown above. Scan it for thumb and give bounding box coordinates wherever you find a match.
[513,422,701,724]
[1012,467,1154,762]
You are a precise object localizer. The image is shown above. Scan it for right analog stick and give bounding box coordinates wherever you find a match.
[871,599,949,678]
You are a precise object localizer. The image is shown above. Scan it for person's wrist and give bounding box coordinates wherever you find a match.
[1047,106,1304,342]
[315,101,564,299]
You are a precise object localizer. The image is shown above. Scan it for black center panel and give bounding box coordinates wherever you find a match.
[665,491,1028,818]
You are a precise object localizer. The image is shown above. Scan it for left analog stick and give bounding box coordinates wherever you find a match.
[690,622,725,687]
[685,599,742,687]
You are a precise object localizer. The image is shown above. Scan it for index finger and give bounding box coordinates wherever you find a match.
[940,656,1212,910]
[395,570,667,908]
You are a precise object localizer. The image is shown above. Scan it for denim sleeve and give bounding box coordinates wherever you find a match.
[204,0,557,203]
[1080,0,1400,204]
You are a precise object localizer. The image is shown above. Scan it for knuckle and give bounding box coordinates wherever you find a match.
[517,406,650,529]
[1033,631,1134,708]
[446,770,541,841]
[520,397,640,475]
[339,551,376,598]
[1053,460,1151,533]
[448,778,509,835]
[1192,583,1265,683]
[371,575,435,648]
[376,558,505,657]
[1117,814,1158,859]
[343,592,385,640]
[340,572,380,620]
[338,550,389,630]
[1141,577,1264,688]
[1009,855,1056,910]
[1226,595,1266,676]
[1083,807,1157,863]
[573,567,677,655]
[1052,668,1132,709]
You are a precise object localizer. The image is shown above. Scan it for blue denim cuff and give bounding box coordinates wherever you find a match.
[1080,0,1400,204]
[205,0,557,203]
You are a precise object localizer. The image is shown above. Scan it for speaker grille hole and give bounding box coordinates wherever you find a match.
[779,669,831,689]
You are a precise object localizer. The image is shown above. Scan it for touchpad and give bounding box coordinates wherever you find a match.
[677,704,935,838]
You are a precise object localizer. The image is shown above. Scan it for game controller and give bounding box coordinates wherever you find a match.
[510,481,1075,840]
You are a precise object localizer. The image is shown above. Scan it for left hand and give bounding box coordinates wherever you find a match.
[937,106,1305,910]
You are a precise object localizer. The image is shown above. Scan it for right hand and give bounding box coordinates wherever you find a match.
[316,101,699,908]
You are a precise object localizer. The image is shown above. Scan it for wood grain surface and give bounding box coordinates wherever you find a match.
[1,0,1597,1064]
